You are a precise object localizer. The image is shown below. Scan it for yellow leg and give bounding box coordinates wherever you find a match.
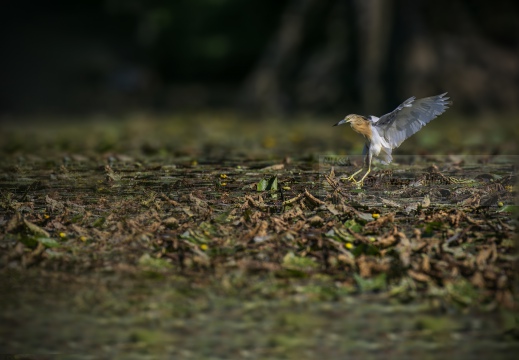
[344,168,364,182]
[342,153,372,187]
[354,154,373,188]
[357,165,371,187]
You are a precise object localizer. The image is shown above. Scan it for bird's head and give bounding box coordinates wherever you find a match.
[333,114,372,139]
[333,114,367,128]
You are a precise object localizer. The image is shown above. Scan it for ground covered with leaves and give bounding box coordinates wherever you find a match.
[0,114,518,358]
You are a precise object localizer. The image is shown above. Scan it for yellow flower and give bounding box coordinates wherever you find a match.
[372,213,380,219]
[220,174,228,179]
[345,243,353,249]
[44,214,50,219]
[79,236,87,242]
[59,232,67,238]
[221,182,227,186]
[498,202,504,207]
[200,244,208,251]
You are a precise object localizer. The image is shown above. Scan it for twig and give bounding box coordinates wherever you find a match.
[446,226,472,245]
[304,188,325,206]
[282,193,304,206]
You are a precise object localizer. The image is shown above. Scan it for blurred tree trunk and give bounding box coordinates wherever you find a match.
[354,0,393,115]
[293,0,350,112]
[242,0,394,115]
[240,0,317,114]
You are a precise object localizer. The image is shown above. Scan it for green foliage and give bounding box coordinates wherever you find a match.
[19,235,60,249]
[138,254,173,271]
[23,218,50,237]
[257,176,278,192]
[37,237,61,248]
[354,273,387,292]
[446,279,480,306]
[282,252,318,276]
[91,217,106,228]
[352,243,380,257]
[257,176,279,199]
[498,205,519,214]
[423,221,443,236]
[343,219,363,233]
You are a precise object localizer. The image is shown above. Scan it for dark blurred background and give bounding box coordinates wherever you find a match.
[1,0,518,117]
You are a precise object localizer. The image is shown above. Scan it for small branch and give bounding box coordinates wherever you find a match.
[304,188,325,206]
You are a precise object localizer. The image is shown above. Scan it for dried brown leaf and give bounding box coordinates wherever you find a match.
[422,255,431,272]
[357,256,372,278]
[5,212,23,233]
[307,215,324,227]
[470,271,486,288]
[421,195,431,208]
[408,270,432,283]
[248,220,268,239]
[261,163,284,171]
[476,247,492,268]
[365,213,395,231]
[379,197,401,208]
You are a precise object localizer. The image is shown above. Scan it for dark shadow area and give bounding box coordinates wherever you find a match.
[1,0,518,117]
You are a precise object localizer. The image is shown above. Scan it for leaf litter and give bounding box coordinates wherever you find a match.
[1,151,516,309]
[0,119,518,356]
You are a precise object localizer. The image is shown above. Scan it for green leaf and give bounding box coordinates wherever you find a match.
[19,235,60,249]
[257,178,268,191]
[352,243,380,257]
[257,176,278,192]
[446,279,479,306]
[354,273,387,292]
[92,217,106,228]
[424,221,443,236]
[498,205,519,214]
[344,219,363,233]
[213,210,231,224]
[138,253,172,270]
[23,218,50,237]
[19,235,38,248]
[198,221,217,235]
[282,252,318,271]
[267,176,278,191]
[38,237,61,248]
[350,188,365,193]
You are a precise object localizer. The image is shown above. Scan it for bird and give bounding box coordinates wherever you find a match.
[333,93,451,187]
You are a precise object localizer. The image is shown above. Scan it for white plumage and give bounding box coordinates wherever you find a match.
[334,93,451,186]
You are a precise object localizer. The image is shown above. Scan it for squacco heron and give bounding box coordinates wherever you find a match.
[334,93,451,186]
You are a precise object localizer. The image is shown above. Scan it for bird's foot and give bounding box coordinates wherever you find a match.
[342,175,357,182]
[340,169,364,184]
[350,179,364,189]
[340,168,370,188]
[340,176,364,188]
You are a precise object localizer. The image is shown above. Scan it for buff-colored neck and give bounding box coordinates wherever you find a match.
[347,115,372,139]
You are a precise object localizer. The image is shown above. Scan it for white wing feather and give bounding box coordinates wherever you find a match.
[374,93,451,149]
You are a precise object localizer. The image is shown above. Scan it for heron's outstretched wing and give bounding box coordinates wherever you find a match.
[374,93,451,149]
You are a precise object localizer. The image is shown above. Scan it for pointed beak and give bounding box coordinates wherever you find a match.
[333,119,348,127]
